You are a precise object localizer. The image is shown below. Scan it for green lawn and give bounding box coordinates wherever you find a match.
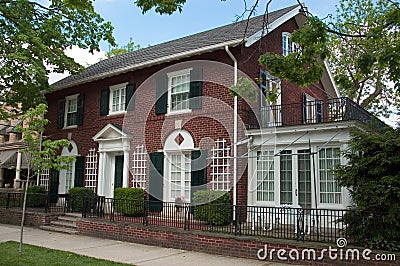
[0,241,132,266]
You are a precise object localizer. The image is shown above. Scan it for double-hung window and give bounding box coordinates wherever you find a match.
[168,69,191,113]
[110,84,126,114]
[57,94,84,129]
[65,95,78,127]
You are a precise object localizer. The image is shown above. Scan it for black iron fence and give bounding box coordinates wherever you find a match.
[82,196,366,244]
[249,97,387,130]
[0,191,75,213]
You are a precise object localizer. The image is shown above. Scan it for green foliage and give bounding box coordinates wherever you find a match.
[259,16,328,87]
[106,38,141,58]
[328,0,400,117]
[0,0,115,114]
[134,0,187,14]
[336,127,400,251]
[193,190,231,226]
[26,186,46,207]
[68,187,95,212]
[228,77,258,103]
[114,188,144,217]
[15,104,75,178]
[0,241,130,266]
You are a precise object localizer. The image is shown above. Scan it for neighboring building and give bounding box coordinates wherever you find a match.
[44,4,384,212]
[0,109,30,189]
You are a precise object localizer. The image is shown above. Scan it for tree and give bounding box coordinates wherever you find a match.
[328,0,400,117]
[15,103,74,255]
[0,0,115,117]
[106,38,141,58]
[335,127,400,251]
[132,0,400,117]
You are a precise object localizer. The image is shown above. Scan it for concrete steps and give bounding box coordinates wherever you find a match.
[40,213,80,234]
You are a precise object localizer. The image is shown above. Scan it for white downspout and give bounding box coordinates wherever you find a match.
[225,46,238,221]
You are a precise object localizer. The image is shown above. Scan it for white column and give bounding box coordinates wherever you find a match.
[123,150,129,188]
[14,151,22,188]
[97,152,105,196]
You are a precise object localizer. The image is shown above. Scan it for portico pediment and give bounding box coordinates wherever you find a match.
[93,124,132,142]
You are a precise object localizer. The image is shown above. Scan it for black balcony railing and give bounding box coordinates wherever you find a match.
[249,97,387,130]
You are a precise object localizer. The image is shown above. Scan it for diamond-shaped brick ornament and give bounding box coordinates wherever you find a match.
[67,143,73,152]
[174,133,185,145]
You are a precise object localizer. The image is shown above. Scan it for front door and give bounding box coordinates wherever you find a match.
[114,155,123,189]
[279,149,313,208]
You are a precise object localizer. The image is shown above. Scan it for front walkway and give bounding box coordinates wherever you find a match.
[0,224,289,266]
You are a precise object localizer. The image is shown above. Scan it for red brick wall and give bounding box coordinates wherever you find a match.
[76,219,399,266]
[0,209,60,226]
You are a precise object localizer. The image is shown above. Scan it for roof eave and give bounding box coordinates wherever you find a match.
[52,39,243,91]
[245,5,302,47]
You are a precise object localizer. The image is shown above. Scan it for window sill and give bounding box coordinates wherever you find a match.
[63,125,78,130]
[166,109,192,116]
[107,111,126,117]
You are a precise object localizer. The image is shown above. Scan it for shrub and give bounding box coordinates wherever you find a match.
[68,187,95,212]
[193,190,231,226]
[26,186,47,207]
[114,188,144,217]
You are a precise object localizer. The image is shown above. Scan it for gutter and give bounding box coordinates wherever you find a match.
[225,45,238,219]
[53,39,243,91]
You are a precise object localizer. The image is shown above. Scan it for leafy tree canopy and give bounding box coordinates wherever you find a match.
[0,0,115,117]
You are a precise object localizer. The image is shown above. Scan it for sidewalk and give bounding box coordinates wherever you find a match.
[0,224,287,266]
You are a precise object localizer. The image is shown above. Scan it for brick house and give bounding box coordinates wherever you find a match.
[44,4,383,214]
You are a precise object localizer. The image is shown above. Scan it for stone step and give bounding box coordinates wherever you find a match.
[64,213,82,218]
[50,220,77,229]
[40,225,78,235]
[57,216,78,223]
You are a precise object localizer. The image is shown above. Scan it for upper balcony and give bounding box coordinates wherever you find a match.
[248,97,387,130]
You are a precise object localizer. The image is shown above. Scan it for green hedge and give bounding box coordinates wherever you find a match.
[193,190,231,226]
[26,186,47,207]
[68,187,95,212]
[114,188,144,217]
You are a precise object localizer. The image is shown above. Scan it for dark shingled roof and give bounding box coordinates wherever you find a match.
[52,5,300,89]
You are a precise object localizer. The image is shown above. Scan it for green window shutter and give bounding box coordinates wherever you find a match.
[189,68,203,109]
[100,89,110,116]
[149,152,164,212]
[57,99,65,129]
[77,94,84,126]
[49,169,59,203]
[155,75,168,115]
[302,93,307,123]
[74,156,85,188]
[125,83,136,111]
[191,150,207,198]
[316,101,322,123]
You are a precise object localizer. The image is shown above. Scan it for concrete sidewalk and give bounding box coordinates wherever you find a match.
[0,224,286,265]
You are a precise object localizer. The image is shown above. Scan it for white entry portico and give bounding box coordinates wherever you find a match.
[93,124,132,198]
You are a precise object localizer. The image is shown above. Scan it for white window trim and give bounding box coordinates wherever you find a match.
[317,146,343,207]
[282,32,300,57]
[167,68,192,115]
[108,82,128,116]
[255,149,275,204]
[64,94,79,129]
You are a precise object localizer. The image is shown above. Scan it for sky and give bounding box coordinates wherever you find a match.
[93,0,339,52]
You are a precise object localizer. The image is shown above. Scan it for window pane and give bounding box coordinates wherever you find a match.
[280,150,292,204]
[256,150,274,202]
[319,147,342,204]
